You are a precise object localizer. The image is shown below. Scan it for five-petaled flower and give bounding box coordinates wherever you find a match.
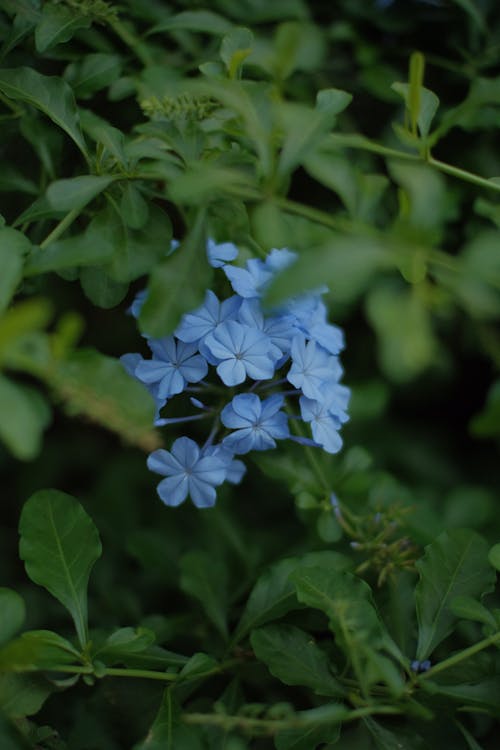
[221,393,290,454]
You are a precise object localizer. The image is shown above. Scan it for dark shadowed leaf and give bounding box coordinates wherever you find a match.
[46,175,115,212]
[34,3,91,52]
[0,377,51,460]
[415,529,496,660]
[0,67,88,157]
[251,624,344,697]
[0,630,81,672]
[180,552,229,639]
[0,227,30,312]
[0,673,52,719]
[0,589,25,647]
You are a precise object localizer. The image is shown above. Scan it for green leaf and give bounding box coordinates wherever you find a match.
[489,543,500,571]
[168,163,255,205]
[0,67,88,157]
[134,688,203,750]
[0,713,30,749]
[35,3,91,53]
[65,53,122,99]
[0,589,25,647]
[180,551,228,639]
[291,566,405,696]
[449,596,497,627]
[52,348,160,450]
[277,91,351,176]
[93,627,156,665]
[363,717,425,750]
[251,624,344,697]
[455,231,500,320]
[421,677,500,716]
[265,235,391,308]
[96,204,172,284]
[220,27,254,79]
[388,160,446,231]
[451,0,486,32]
[233,551,351,644]
[272,21,326,80]
[46,175,115,212]
[415,529,496,660]
[0,227,30,312]
[0,376,51,460]
[120,183,149,229]
[25,232,115,276]
[365,283,437,382]
[19,489,102,648]
[149,10,233,36]
[0,673,52,719]
[391,82,440,139]
[0,630,81,671]
[139,209,211,337]
[79,266,129,308]
[232,558,303,644]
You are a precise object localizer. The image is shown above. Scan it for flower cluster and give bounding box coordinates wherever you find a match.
[122,240,350,509]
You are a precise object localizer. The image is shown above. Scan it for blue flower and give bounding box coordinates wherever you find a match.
[287,336,342,400]
[299,396,343,454]
[203,444,246,484]
[135,337,208,399]
[207,238,239,267]
[221,393,289,454]
[223,258,273,298]
[147,437,227,508]
[204,320,277,386]
[175,290,241,345]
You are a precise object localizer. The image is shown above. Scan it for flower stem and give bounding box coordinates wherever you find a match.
[39,208,81,249]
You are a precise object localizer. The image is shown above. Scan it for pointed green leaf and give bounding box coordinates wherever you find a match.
[291,566,405,696]
[391,82,439,139]
[46,175,115,212]
[0,227,30,312]
[35,3,91,53]
[19,489,102,648]
[449,596,497,627]
[0,590,25,647]
[415,529,496,660]
[0,67,88,157]
[220,27,254,78]
[139,209,211,337]
[251,624,344,697]
[149,10,233,35]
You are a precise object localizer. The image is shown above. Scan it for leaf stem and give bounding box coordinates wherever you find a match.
[427,156,500,193]
[418,631,500,680]
[110,18,154,67]
[39,208,81,249]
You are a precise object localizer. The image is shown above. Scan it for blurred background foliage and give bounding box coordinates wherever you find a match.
[1,0,500,747]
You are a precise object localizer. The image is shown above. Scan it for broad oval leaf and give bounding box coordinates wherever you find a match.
[415,529,496,660]
[0,376,51,461]
[0,630,81,672]
[46,175,115,212]
[19,489,102,648]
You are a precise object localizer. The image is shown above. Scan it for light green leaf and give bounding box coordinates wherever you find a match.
[366,283,437,382]
[35,3,91,53]
[0,227,30,312]
[391,82,440,139]
[388,160,446,231]
[220,27,254,79]
[0,589,25,647]
[0,67,88,157]
[0,376,51,460]
[25,232,115,276]
[488,542,500,571]
[0,630,81,672]
[149,10,233,36]
[251,624,344,697]
[52,348,160,450]
[93,627,156,665]
[46,174,115,212]
[168,162,255,205]
[180,551,228,639]
[272,21,326,80]
[19,489,102,648]
[139,209,211,338]
[265,235,391,308]
[415,529,496,660]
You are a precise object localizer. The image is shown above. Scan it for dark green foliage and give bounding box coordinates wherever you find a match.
[2,1,500,747]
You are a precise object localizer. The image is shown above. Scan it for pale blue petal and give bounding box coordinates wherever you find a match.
[147,448,184,476]
[157,475,189,506]
[171,436,200,468]
[217,358,246,386]
[189,477,217,508]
